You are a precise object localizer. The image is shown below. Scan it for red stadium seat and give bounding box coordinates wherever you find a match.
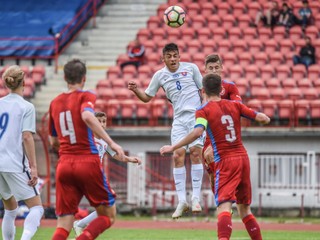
[268,52,284,67]
[31,65,45,77]
[197,28,212,41]
[202,40,215,54]
[182,28,196,41]
[264,39,278,53]
[145,52,161,65]
[250,78,265,88]
[228,27,242,41]
[303,88,319,100]
[122,65,137,79]
[282,78,297,90]
[291,65,307,80]
[207,15,221,29]
[157,3,170,18]
[217,2,231,16]
[200,2,215,18]
[120,99,136,124]
[305,26,319,41]
[286,87,302,100]
[221,14,236,29]
[273,26,287,41]
[260,64,274,80]
[244,65,259,80]
[151,28,167,41]
[261,99,278,119]
[138,65,152,79]
[265,78,279,91]
[94,99,107,112]
[232,2,247,16]
[107,66,121,79]
[238,52,252,67]
[97,88,114,101]
[309,1,320,14]
[289,26,303,41]
[310,99,320,123]
[106,99,121,125]
[186,2,200,16]
[111,77,127,88]
[151,98,168,126]
[186,39,202,54]
[234,78,248,97]
[237,15,252,29]
[135,100,151,125]
[242,27,257,41]
[228,65,243,79]
[212,27,226,41]
[250,87,270,100]
[307,65,320,80]
[248,39,263,54]
[258,28,272,41]
[275,65,291,81]
[180,52,192,62]
[113,88,131,100]
[253,52,268,67]
[20,65,30,77]
[190,15,206,29]
[295,99,311,126]
[296,78,312,91]
[217,39,232,53]
[247,2,261,19]
[137,28,150,42]
[247,99,262,111]
[96,79,112,90]
[147,16,161,29]
[233,40,247,54]
[166,27,181,42]
[279,39,294,54]
[32,72,44,85]
[278,99,294,126]
[270,87,286,100]
[223,52,238,66]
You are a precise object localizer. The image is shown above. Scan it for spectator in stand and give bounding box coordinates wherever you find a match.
[120,39,145,71]
[251,1,280,29]
[295,0,312,31]
[293,36,316,69]
[277,2,295,31]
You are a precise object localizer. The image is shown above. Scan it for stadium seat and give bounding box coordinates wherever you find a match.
[307,65,320,80]
[97,87,114,101]
[106,99,121,125]
[296,78,312,91]
[237,15,252,29]
[0,88,9,97]
[305,26,319,40]
[253,52,268,67]
[190,15,206,29]
[106,66,122,80]
[281,78,297,90]
[291,65,307,79]
[147,16,161,29]
[212,27,226,41]
[228,65,243,79]
[192,52,204,67]
[200,2,215,17]
[116,53,130,66]
[122,65,137,79]
[294,38,306,50]
[96,79,112,90]
[258,28,272,41]
[250,78,265,88]
[273,26,287,41]
[145,52,161,65]
[238,52,252,67]
[186,39,202,54]
[166,27,181,42]
[278,99,294,126]
[217,39,232,53]
[303,88,319,100]
[202,40,215,54]
[228,27,242,41]
[157,3,170,18]
[32,72,45,86]
[275,65,291,81]
[244,65,260,79]
[270,87,286,100]
[137,28,150,42]
[264,39,278,53]
[223,52,238,66]
[217,2,231,16]
[242,27,257,41]
[233,40,247,54]
[20,65,30,77]
[309,1,320,14]
[261,99,278,120]
[247,99,262,111]
[197,28,211,41]
[94,99,108,112]
[247,2,261,19]
[120,99,136,124]
[182,28,196,41]
[138,65,152,79]
[186,2,200,16]
[250,87,270,100]
[289,26,303,41]
[294,99,311,126]
[135,100,151,125]
[151,28,167,41]
[180,52,192,62]
[268,52,284,67]
[113,88,131,100]
[265,78,279,91]
[232,2,247,16]
[279,39,294,54]
[207,15,221,28]
[249,39,263,54]
[23,85,34,99]
[260,64,275,80]
[310,99,320,124]
[234,78,248,97]
[221,14,236,29]
[286,87,302,100]
[151,98,168,126]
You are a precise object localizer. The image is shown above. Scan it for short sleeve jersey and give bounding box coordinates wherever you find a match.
[221,80,242,102]
[0,93,35,172]
[145,62,202,118]
[195,100,257,161]
[95,137,116,162]
[49,90,98,156]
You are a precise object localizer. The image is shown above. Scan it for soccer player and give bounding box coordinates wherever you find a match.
[160,74,269,240]
[128,42,204,219]
[73,111,141,237]
[0,65,44,240]
[203,54,242,186]
[49,59,125,240]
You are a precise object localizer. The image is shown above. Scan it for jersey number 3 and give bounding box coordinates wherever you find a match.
[59,111,76,144]
[221,115,236,142]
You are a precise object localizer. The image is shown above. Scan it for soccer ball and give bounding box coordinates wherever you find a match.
[163,5,186,28]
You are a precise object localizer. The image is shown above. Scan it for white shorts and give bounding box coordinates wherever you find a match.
[0,171,39,201]
[171,113,205,149]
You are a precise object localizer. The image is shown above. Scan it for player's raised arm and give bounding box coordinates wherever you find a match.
[128,81,152,103]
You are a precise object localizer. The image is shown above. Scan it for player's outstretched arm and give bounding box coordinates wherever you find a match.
[160,127,204,155]
[255,113,270,125]
[113,154,142,165]
[23,131,38,187]
[128,81,152,103]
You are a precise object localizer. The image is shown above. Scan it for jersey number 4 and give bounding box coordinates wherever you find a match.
[221,115,236,142]
[59,111,76,144]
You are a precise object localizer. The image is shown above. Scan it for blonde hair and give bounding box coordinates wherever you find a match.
[2,65,24,90]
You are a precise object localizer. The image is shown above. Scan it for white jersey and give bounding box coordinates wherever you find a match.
[145,62,203,119]
[0,93,36,173]
[94,137,116,162]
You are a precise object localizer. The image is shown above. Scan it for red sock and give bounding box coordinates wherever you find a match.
[52,227,69,240]
[77,216,111,240]
[217,212,232,240]
[242,214,262,240]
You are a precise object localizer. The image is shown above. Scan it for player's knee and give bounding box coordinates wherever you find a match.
[173,150,185,167]
[189,147,202,163]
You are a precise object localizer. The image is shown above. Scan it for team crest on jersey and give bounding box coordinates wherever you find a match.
[181,72,187,76]
[220,86,225,96]
[173,73,179,78]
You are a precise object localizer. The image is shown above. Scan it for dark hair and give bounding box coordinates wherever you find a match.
[205,54,222,66]
[202,73,222,97]
[162,43,179,55]
[95,112,107,118]
[64,59,86,84]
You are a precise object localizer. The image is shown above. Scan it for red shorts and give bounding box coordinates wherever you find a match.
[212,155,252,206]
[55,155,116,216]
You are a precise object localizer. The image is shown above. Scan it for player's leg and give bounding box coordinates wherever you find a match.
[216,201,233,240]
[73,211,98,237]
[77,204,115,240]
[22,195,44,240]
[189,145,203,213]
[1,196,18,240]
[237,204,262,240]
[172,147,189,219]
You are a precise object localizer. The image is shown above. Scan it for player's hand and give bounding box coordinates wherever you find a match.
[28,167,38,187]
[128,81,137,92]
[160,145,174,155]
[110,143,125,162]
[127,157,142,165]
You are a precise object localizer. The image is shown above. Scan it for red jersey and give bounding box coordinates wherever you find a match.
[48,90,98,156]
[220,79,242,102]
[196,99,257,160]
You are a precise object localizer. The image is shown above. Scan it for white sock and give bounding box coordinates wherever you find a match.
[2,207,18,240]
[191,163,204,201]
[21,205,44,240]
[76,211,98,228]
[173,166,187,203]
